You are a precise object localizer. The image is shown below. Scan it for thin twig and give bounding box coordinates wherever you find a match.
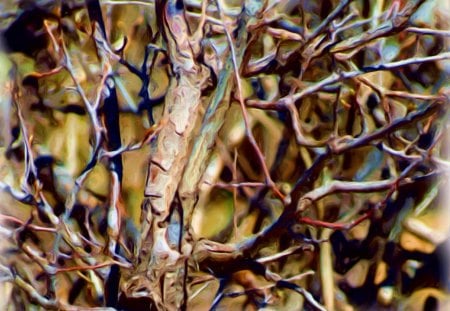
[216,0,284,201]
[247,52,450,109]
[406,27,450,36]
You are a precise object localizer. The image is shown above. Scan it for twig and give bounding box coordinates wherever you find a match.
[406,27,450,37]
[102,0,154,6]
[14,274,58,309]
[207,181,266,189]
[0,214,57,233]
[306,0,351,41]
[331,101,442,154]
[299,160,420,206]
[299,212,372,230]
[247,53,450,110]
[257,244,312,264]
[216,0,284,201]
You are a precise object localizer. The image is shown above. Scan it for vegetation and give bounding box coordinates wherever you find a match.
[0,0,449,310]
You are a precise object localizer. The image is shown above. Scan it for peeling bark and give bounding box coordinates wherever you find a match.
[135,1,209,309]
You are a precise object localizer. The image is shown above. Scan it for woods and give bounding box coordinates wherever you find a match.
[1,0,450,310]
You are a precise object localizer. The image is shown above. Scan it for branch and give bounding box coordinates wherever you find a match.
[247,53,450,110]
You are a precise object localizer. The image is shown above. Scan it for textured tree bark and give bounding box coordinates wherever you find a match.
[135,1,209,309]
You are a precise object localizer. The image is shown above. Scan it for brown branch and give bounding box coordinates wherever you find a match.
[0,214,57,233]
[330,100,443,154]
[216,0,284,201]
[298,212,373,230]
[247,53,450,110]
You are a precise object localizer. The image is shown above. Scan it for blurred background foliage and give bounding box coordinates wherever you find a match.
[0,0,450,310]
